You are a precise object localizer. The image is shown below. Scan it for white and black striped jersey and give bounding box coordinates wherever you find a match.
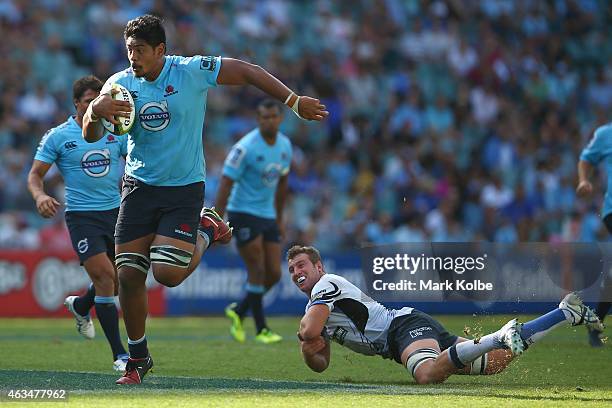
[306,274,413,358]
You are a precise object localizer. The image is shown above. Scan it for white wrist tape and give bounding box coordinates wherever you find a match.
[285,92,305,120]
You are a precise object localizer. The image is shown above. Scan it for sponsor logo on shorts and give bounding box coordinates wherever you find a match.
[77,238,89,254]
[409,326,433,338]
[332,327,348,345]
[174,223,193,238]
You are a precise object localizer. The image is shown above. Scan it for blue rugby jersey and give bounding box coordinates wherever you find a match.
[103,55,221,186]
[223,128,292,219]
[35,116,127,211]
[581,123,612,218]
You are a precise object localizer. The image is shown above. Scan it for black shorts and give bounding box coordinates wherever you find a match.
[227,211,280,247]
[387,309,458,364]
[65,208,118,263]
[115,175,204,245]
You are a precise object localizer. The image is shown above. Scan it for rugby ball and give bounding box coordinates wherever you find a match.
[101,83,135,135]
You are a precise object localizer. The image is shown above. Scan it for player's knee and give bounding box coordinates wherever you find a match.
[90,275,114,294]
[405,348,441,384]
[414,369,444,385]
[118,267,145,289]
[152,266,185,287]
[309,363,328,373]
[413,363,446,384]
[86,265,115,291]
[155,275,182,288]
[149,245,193,287]
[151,245,193,276]
[116,252,151,276]
[150,245,193,269]
[116,252,150,290]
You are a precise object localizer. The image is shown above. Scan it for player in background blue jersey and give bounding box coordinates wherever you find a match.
[577,123,612,347]
[81,15,328,384]
[27,75,129,371]
[216,100,292,344]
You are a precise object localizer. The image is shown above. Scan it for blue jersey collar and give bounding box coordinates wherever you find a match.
[257,129,280,147]
[67,115,80,129]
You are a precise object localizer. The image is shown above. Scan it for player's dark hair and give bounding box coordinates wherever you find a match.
[124,14,166,48]
[287,245,322,266]
[72,75,103,100]
[257,98,282,114]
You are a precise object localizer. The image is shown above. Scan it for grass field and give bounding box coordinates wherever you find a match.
[0,315,610,407]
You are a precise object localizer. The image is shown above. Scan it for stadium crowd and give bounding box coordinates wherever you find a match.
[0,0,611,252]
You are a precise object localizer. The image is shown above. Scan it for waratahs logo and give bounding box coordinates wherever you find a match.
[262,163,282,187]
[139,100,171,131]
[81,149,111,177]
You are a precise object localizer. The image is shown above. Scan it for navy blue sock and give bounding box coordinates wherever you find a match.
[94,296,127,360]
[235,284,273,318]
[234,296,250,318]
[520,308,566,345]
[128,336,149,359]
[73,283,95,316]
[246,284,267,333]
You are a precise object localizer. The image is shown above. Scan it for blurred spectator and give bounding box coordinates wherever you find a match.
[447,37,478,77]
[38,215,72,252]
[481,174,514,209]
[1,0,612,250]
[17,83,58,124]
[0,213,40,249]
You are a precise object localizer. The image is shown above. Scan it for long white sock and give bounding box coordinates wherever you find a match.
[452,332,500,366]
